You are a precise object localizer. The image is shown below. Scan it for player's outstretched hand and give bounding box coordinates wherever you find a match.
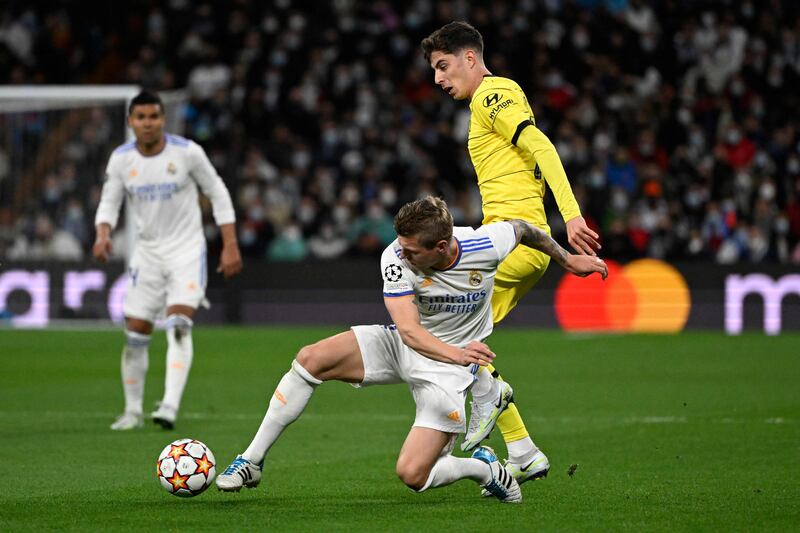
[565,255,608,280]
[456,340,496,367]
[566,216,600,256]
[218,244,243,279]
[92,237,112,263]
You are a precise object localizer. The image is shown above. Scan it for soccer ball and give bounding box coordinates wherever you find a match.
[156,438,216,497]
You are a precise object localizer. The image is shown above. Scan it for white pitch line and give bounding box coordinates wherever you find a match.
[636,416,688,424]
[0,411,792,425]
[0,411,410,422]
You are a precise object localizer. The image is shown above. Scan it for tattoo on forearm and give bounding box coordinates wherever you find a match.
[510,219,568,265]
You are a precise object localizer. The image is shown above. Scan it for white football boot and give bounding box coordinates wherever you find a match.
[151,402,177,430]
[110,411,144,430]
[216,455,263,492]
[461,381,513,451]
[472,446,522,503]
[480,449,550,497]
[507,450,550,483]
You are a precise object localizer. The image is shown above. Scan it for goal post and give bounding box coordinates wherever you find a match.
[0,85,187,127]
[0,85,187,260]
[0,85,142,114]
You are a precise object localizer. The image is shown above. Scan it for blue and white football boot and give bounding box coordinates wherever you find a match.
[216,455,263,492]
[480,449,549,497]
[471,446,522,503]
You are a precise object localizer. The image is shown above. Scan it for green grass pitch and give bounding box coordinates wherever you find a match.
[1,327,798,531]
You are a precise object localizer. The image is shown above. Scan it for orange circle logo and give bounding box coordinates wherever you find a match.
[555,259,691,332]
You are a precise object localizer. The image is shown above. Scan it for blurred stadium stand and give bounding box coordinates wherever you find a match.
[1,0,799,266]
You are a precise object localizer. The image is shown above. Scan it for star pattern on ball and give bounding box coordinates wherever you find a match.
[167,443,188,461]
[194,454,213,476]
[167,471,189,491]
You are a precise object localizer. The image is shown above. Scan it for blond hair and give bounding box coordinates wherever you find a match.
[394,196,453,248]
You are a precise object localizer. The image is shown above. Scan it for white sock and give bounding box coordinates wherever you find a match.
[243,360,322,463]
[471,367,499,402]
[161,314,193,412]
[507,437,538,464]
[418,456,491,491]
[121,330,150,415]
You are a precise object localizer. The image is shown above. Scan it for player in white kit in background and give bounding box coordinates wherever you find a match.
[93,91,242,431]
[215,196,606,502]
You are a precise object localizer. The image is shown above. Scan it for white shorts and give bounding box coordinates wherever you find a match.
[351,325,477,434]
[123,247,208,322]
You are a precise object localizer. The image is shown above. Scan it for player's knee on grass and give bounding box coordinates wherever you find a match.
[395,456,431,491]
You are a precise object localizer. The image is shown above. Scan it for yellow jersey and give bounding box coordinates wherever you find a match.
[468,76,581,227]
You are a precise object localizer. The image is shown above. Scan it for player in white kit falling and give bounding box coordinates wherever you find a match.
[215,196,606,502]
[93,91,242,431]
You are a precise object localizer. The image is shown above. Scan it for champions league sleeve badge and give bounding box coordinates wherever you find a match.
[384,264,403,282]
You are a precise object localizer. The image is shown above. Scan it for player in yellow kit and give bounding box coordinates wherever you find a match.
[421,21,601,486]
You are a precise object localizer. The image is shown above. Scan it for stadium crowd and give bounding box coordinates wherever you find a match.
[1,0,800,264]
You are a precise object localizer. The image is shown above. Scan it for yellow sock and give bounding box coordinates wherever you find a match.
[486,364,530,443]
[497,403,529,442]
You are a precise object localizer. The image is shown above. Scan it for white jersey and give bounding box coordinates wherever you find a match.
[380,223,518,347]
[95,134,236,260]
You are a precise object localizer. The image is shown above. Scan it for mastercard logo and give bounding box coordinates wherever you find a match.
[555,259,691,332]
